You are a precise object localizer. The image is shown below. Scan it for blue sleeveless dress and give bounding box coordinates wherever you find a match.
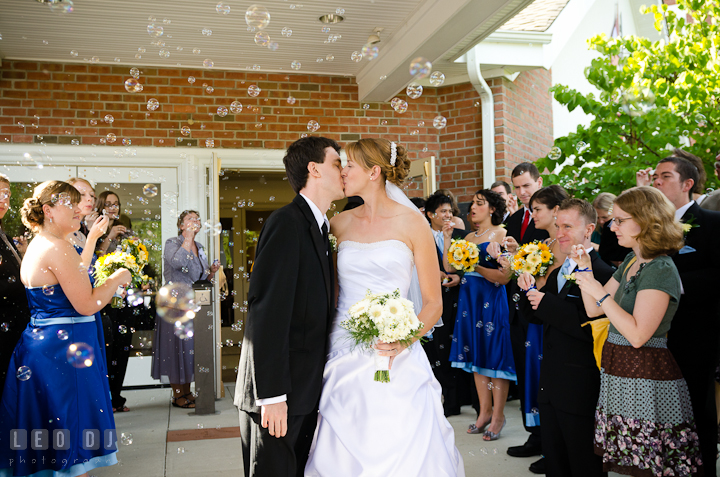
[0,284,117,477]
[450,243,516,382]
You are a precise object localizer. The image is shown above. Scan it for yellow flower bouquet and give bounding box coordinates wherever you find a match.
[94,239,149,307]
[447,239,480,273]
[510,240,554,277]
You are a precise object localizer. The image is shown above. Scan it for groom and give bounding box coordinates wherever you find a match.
[235,136,345,477]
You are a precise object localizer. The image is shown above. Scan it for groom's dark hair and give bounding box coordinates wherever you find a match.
[284,136,341,194]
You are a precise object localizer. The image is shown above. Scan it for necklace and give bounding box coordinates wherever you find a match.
[474,227,491,238]
[546,238,557,247]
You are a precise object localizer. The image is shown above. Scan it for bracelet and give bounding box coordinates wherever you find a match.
[524,284,537,294]
[577,267,591,272]
[596,293,611,307]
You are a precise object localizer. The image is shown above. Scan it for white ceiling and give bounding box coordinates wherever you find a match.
[0,0,534,101]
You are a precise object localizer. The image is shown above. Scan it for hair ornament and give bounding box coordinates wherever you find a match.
[390,141,397,166]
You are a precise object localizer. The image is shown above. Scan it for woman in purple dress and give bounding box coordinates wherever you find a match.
[151,210,219,408]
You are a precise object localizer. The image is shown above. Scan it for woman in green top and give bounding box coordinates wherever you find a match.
[573,187,702,477]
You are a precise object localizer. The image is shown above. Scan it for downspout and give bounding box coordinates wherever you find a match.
[466,47,495,188]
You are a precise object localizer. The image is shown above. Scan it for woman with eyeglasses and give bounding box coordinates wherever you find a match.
[94,190,137,413]
[573,187,703,476]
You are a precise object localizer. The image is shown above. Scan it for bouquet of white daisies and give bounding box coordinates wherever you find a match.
[341,289,423,383]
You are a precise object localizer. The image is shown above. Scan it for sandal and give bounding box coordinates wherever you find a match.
[113,406,130,413]
[172,394,196,409]
[482,418,506,441]
[467,417,492,434]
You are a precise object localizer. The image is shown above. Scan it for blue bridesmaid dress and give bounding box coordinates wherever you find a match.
[450,242,516,382]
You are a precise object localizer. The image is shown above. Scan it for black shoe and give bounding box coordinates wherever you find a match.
[443,407,461,417]
[507,443,542,458]
[529,457,546,474]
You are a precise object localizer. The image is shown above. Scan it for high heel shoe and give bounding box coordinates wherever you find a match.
[482,418,506,441]
[467,417,492,434]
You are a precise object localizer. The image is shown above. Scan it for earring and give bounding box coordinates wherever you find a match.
[369,174,374,180]
[49,217,53,223]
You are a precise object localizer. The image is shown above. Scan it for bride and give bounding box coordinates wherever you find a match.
[305,139,465,476]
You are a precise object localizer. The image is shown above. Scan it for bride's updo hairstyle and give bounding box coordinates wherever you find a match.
[346,138,411,186]
[21,180,81,231]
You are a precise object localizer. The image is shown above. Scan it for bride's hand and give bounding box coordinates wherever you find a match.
[374,339,409,369]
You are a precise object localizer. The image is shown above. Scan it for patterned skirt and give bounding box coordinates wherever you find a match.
[595,332,703,477]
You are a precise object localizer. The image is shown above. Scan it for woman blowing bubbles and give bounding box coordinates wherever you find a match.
[572,186,702,477]
[0,181,131,477]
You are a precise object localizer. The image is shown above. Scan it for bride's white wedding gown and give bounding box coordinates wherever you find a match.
[305,240,465,477]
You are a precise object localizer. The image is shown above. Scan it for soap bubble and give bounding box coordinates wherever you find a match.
[336,7,345,14]
[291,60,301,70]
[281,27,292,37]
[433,115,447,129]
[287,96,296,105]
[361,43,378,60]
[620,87,656,117]
[193,48,201,55]
[202,28,213,36]
[307,120,320,132]
[351,51,363,62]
[245,5,271,30]
[217,106,228,117]
[147,98,160,111]
[120,433,133,445]
[203,59,214,68]
[42,285,55,296]
[66,342,95,368]
[205,139,215,148]
[157,283,197,324]
[230,101,243,113]
[124,78,142,93]
[143,184,158,197]
[206,86,214,94]
[363,104,370,110]
[104,114,114,124]
[254,31,270,46]
[16,366,32,381]
[216,2,230,14]
[326,54,334,61]
[548,146,561,161]
[248,85,261,97]
[70,50,79,57]
[181,126,191,136]
[268,41,279,51]
[122,138,132,146]
[147,24,164,38]
[130,67,140,79]
[392,99,408,114]
[106,133,117,143]
[409,57,432,78]
[429,71,445,86]
[118,324,128,334]
[188,76,196,84]
[406,83,423,99]
[57,329,69,340]
[159,49,170,58]
[0,323,8,333]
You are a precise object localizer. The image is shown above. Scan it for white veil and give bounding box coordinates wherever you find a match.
[385,181,443,330]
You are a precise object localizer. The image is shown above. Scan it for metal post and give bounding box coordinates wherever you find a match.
[192,280,216,415]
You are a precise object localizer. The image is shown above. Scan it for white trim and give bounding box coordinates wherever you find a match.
[484,30,553,44]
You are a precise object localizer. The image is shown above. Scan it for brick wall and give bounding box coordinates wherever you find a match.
[0,59,553,199]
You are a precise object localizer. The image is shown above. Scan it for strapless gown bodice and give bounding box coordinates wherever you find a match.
[328,240,414,353]
[305,240,464,477]
[26,285,85,320]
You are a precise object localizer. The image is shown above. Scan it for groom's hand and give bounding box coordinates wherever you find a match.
[261,402,288,438]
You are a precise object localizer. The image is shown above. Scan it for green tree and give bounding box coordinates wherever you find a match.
[537,0,720,200]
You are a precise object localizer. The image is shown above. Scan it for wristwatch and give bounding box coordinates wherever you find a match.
[596,293,611,307]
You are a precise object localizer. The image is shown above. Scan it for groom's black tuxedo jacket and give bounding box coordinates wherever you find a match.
[520,250,613,416]
[236,195,334,416]
[668,202,720,367]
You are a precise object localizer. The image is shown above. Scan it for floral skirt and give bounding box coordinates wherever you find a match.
[595,332,703,477]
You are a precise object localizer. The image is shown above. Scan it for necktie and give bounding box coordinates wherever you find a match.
[556,258,573,291]
[434,229,444,251]
[520,209,530,240]
[321,222,330,255]
[0,226,21,267]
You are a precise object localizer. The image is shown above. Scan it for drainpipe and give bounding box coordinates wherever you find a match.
[466,47,495,188]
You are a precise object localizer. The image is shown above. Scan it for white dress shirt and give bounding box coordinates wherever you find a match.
[256,193,329,407]
[675,200,694,221]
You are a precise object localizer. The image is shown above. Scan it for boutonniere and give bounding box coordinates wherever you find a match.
[681,215,699,238]
[328,233,338,252]
[563,273,577,285]
[499,223,506,228]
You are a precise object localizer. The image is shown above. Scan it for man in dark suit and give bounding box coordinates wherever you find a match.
[518,199,612,477]
[0,174,30,401]
[491,180,518,224]
[640,154,720,477]
[235,137,345,477]
[504,163,549,474]
[424,192,468,416]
